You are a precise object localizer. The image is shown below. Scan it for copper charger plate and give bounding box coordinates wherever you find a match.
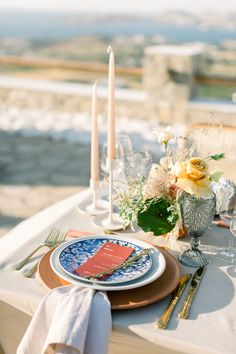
[37,247,180,310]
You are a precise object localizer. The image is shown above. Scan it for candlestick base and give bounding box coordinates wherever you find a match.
[93,213,124,231]
[77,197,109,216]
[77,179,109,216]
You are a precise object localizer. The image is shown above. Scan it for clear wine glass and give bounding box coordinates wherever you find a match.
[117,134,133,156]
[100,142,125,179]
[230,208,236,240]
[123,150,153,184]
[217,196,236,264]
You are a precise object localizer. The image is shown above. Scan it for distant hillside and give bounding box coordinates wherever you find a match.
[155,10,236,30]
[155,10,200,26]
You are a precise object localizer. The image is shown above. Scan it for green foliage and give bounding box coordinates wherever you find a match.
[210,153,225,161]
[137,198,178,236]
[114,180,146,229]
[196,85,236,100]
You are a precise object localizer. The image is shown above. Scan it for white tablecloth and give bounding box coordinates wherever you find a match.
[0,189,236,354]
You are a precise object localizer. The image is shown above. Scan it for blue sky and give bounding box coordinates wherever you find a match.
[0,0,235,14]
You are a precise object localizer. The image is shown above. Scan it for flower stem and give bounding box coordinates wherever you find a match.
[164,142,169,172]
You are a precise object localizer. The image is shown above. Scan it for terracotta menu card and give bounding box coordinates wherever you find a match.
[75,242,134,278]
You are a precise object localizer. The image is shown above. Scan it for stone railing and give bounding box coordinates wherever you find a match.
[0,45,235,124]
[0,76,147,120]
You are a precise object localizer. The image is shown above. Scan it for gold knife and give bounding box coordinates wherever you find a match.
[156,273,191,329]
[178,266,206,319]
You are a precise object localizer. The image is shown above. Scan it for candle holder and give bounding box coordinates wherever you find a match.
[93,159,124,230]
[77,179,109,216]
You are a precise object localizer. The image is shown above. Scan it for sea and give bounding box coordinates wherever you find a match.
[0,10,236,44]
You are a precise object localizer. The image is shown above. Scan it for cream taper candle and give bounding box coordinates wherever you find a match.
[91,82,99,181]
[107,46,116,160]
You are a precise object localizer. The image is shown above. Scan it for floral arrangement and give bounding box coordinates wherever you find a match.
[115,126,224,237]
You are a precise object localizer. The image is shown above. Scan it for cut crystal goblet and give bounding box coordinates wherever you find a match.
[178,191,216,267]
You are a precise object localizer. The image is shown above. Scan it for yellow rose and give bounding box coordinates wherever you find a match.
[175,158,211,198]
[185,158,208,181]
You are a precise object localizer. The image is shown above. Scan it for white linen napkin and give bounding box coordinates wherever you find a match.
[17,285,112,354]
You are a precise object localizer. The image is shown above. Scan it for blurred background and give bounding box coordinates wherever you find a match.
[0,0,236,235]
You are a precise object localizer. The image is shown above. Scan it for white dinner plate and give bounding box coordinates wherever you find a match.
[50,235,166,291]
[57,237,153,285]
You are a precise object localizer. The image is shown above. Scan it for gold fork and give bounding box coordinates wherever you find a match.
[13,228,62,271]
[23,230,66,278]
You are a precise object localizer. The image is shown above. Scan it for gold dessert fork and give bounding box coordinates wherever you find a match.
[13,228,63,271]
[23,230,66,278]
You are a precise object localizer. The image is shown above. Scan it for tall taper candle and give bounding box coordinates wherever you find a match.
[107,46,116,160]
[91,82,99,181]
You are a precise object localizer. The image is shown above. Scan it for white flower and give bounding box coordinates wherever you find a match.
[144,165,170,200]
[156,126,175,145]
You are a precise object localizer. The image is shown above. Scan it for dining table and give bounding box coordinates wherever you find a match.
[0,188,236,354]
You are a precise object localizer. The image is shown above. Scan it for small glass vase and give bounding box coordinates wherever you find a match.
[178,191,216,267]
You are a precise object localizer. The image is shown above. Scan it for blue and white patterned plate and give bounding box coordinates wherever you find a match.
[58,237,152,284]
